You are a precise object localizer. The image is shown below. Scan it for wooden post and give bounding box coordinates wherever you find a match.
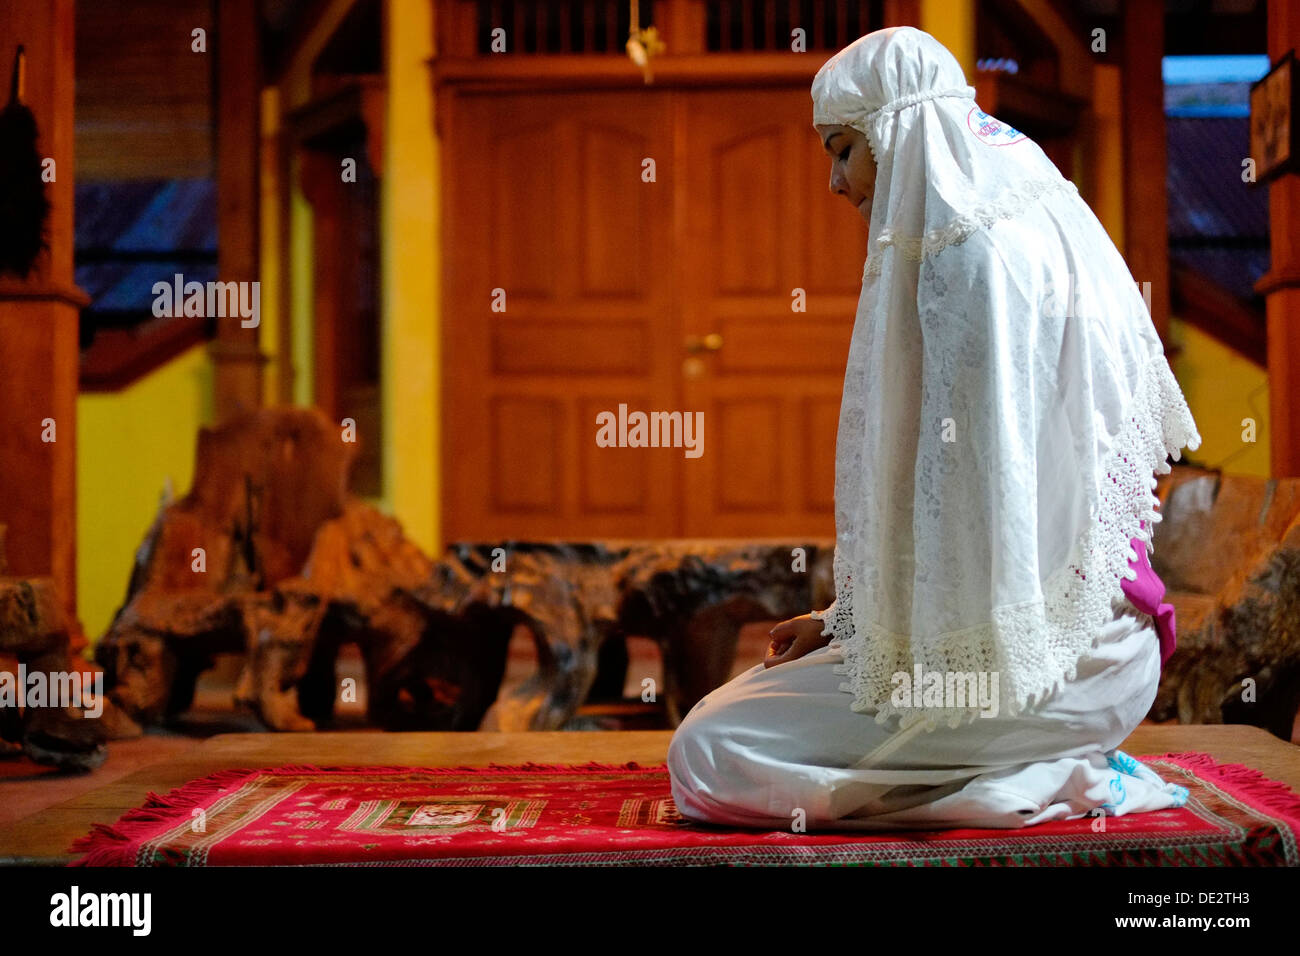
[1256,0,1300,477]
[0,0,87,632]
[300,149,341,422]
[656,0,706,54]
[210,0,267,420]
[1121,0,1170,349]
[884,0,922,28]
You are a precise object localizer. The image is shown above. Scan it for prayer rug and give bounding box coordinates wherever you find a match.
[67,752,1300,866]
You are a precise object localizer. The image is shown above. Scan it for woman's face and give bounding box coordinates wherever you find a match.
[815,123,876,223]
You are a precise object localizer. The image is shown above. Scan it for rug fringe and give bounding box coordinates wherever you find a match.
[1142,751,1300,822]
[67,767,268,865]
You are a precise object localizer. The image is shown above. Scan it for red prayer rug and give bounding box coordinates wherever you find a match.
[67,752,1300,866]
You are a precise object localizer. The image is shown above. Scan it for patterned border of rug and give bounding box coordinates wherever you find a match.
[66,752,1300,866]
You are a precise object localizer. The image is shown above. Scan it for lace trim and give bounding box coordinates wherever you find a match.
[863,127,880,167]
[863,178,1079,280]
[813,347,1201,732]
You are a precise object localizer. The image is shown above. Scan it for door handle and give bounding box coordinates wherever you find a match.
[683,332,723,353]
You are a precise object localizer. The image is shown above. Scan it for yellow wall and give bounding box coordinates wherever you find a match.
[77,344,214,642]
[1168,318,1271,477]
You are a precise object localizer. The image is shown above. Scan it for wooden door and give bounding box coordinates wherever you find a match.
[442,86,866,541]
[444,89,679,539]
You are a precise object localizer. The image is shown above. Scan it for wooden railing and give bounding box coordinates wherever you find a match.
[445,0,908,56]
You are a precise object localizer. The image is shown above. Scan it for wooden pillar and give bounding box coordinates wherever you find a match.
[1121,0,1170,348]
[884,0,922,28]
[1256,0,1300,477]
[209,0,266,420]
[0,0,87,629]
[655,0,705,54]
[300,149,341,421]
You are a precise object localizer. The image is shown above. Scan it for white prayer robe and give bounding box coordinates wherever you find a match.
[667,604,1190,831]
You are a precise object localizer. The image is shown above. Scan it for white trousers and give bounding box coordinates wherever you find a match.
[667,605,1190,831]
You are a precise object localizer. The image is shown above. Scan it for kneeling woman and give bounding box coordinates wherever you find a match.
[667,26,1199,831]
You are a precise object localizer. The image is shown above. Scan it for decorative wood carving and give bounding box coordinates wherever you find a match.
[93,414,1300,742]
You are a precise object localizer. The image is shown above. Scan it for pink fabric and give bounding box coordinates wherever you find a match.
[1120,518,1177,669]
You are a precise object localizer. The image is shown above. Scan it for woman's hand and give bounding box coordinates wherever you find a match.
[764,614,833,668]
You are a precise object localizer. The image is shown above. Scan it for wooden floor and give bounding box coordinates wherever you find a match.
[1,724,1297,865]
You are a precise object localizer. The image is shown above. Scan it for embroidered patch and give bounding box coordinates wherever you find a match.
[967,107,1026,146]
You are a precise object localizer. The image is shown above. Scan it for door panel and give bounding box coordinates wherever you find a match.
[445,90,679,539]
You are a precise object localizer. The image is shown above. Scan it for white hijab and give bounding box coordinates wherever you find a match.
[809,27,1202,730]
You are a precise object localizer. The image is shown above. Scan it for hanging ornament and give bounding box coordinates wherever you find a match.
[626,0,665,84]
